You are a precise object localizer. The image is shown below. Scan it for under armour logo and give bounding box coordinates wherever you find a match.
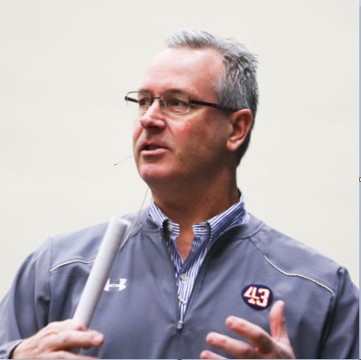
[104,278,127,292]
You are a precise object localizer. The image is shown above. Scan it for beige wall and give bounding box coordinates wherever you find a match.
[0,0,358,299]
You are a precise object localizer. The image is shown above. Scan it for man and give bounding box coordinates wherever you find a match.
[0,30,358,359]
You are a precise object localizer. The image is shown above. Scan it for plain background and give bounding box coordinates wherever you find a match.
[0,0,358,299]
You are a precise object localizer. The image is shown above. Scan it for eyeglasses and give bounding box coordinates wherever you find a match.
[124,91,238,115]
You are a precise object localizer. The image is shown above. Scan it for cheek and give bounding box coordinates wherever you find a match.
[132,122,142,148]
[193,128,229,164]
[186,123,225,149]
[172,124,200,155]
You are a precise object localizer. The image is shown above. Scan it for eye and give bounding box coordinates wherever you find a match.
[137,95,152,110]
[166,96,189,113]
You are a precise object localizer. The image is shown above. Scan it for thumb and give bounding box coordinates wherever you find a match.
[270,300,290,341]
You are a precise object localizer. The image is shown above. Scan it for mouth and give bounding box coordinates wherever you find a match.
[142,145,163,151]
[140,143,169,156]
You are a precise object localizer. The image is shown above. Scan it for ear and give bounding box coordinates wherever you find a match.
[226,109,253,153]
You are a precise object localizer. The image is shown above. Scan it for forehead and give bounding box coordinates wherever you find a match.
[140,47,224,97]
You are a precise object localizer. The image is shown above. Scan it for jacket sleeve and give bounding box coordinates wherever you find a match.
[0,240,52,359]
[319,267,359,359]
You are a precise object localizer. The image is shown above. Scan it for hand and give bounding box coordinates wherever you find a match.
[200,300,295,359]
[12,319,104,359]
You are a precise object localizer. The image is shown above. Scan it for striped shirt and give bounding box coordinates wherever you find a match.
[148,196,248,327]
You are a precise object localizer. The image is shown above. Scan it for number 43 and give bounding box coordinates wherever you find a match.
[243,285,271,308]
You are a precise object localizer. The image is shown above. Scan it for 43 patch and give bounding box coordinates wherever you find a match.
[242,284,273,310]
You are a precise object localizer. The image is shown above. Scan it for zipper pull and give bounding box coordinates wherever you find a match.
[176,320,184,330]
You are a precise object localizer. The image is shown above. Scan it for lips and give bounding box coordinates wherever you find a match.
[139,141,169,156]
[143,144,163,151]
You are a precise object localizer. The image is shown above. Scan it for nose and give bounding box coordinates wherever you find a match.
[138,99,166,130]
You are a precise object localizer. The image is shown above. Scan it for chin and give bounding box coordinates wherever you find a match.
[138,165,180,188]
[139,165,168,182]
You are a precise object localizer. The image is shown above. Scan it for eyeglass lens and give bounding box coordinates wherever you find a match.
[126,92,191,114]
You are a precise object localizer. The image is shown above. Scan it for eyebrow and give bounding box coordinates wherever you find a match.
[137,88,192,96]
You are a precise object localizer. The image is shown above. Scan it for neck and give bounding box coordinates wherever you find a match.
[148,167,239,260]
[151,173,239,228]
[152,174,239,260]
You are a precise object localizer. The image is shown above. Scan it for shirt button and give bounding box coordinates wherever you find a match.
[180,273,188,282]
[167,224,174,232]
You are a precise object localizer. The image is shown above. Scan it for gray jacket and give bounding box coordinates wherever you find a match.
[0,210,359,358]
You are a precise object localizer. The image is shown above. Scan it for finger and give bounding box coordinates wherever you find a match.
[200,349,226,359]
[47,329,104,350]
[46,319,88,332]
[205,331,258,359]
[45,350,98,359]
[225,316,273,354]
[12,321,104,359]
[270,300,289,341]
[35,320,103,351]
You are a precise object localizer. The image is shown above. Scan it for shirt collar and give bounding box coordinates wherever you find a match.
[148,194,247,245]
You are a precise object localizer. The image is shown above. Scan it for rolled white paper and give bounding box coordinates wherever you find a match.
[73,217,131,326]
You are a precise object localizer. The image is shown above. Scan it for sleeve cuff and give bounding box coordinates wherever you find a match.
[0,340,23,359]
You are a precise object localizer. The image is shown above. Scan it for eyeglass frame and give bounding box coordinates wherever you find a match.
[124,90,239,115]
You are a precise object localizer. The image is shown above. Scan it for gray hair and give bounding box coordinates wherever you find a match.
[165,30,259,164]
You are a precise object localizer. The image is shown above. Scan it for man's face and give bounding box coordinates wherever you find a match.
[132,47,231,190]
